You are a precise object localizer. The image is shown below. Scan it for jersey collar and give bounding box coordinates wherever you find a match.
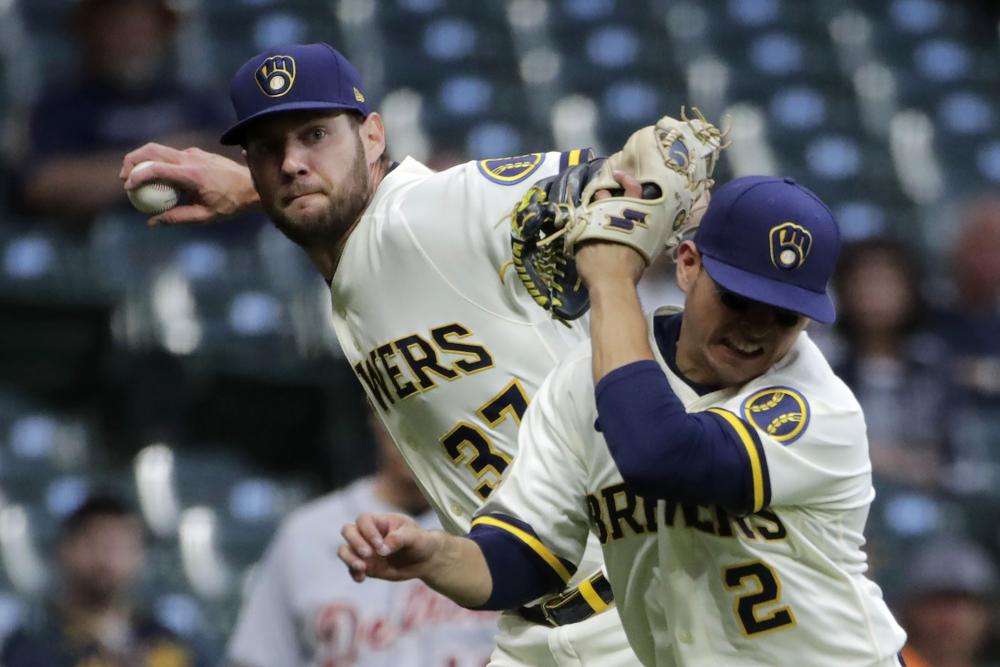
[652,310,723,396]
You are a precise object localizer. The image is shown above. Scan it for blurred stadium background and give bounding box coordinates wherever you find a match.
[0,0,998,663]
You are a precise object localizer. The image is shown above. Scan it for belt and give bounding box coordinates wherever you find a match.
[518,571,615,627]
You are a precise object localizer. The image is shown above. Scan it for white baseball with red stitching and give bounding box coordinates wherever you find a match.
[126,161,179,215]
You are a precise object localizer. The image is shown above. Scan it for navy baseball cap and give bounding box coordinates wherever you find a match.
[693,176,841,323]
[221,42,371,146]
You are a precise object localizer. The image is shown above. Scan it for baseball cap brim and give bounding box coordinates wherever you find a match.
[702,254,836,324]
[220,100,365,145]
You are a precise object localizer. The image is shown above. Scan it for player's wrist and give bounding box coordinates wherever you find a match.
[418,530,453,579]
[422,533,491,608]
[233,166,261,214]
[576,245,645,290]
[586,275,642,306]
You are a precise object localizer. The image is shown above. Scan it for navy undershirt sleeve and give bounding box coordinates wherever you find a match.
[595,360,756,512]
[466,514,571,610]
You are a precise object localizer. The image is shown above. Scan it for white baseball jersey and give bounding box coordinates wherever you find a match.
[482,307,907,667]
[331,153,588,534]
[227,477,498,667]
[328,153,638,666]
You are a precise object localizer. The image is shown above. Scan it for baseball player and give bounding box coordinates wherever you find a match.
[338,176,909,666]
[120,42,721,666]
[228,415,497,667]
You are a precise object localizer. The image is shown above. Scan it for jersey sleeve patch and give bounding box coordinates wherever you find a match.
[741,386,811,445]
[476,153,545,185]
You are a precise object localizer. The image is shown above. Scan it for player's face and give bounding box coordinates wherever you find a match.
[244,111,371,247]
[676,242,808,387]
[59,516,144,606]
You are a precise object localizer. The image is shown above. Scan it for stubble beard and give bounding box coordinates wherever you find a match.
[267,139,371,248]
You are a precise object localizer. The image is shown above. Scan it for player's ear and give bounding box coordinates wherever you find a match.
[675,241,701,293]
[359,112,386,167]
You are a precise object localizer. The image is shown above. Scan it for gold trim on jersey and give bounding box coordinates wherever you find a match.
[708,408,767,513]
[557,147,594,172]
[471,516,572,583]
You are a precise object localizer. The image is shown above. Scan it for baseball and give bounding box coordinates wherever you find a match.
[126,161,179,215]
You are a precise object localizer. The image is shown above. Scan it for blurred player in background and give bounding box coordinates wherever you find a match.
[228,413,497,667]
[15,0,228,223]
[940,197,1000,402]
[339,176,908,666]
[899,537,997,667]
[118,41,720,664]
[831,238,949,492]
[1,495,205,666]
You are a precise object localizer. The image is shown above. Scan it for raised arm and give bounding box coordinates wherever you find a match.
[575,172,653,380]
[120,143,261,226]
[575,186,768,512]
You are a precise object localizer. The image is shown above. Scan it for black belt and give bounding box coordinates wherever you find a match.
[518,571,615,627]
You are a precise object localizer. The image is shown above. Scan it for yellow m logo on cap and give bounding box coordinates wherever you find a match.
[255,55,296,98]
[769,222,812,271]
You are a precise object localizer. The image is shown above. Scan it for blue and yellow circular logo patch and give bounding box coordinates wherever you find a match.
[741,386,810,444]
[476,153,544,185]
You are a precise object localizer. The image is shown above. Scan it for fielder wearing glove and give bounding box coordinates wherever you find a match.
[510,108,728,321]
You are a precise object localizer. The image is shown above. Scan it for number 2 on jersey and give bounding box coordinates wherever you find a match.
[440,379,529,499]
[723,561,796,636]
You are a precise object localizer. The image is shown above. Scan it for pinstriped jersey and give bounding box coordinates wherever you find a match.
[481,306,906,666]
[328,153,592,541]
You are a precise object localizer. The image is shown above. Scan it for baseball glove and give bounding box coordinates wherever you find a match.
[510,108,727,321]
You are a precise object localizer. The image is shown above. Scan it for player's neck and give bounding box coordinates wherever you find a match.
[303,240,349,281]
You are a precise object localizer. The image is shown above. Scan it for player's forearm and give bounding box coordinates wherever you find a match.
[588,277,655,383]
[420,532,493,608]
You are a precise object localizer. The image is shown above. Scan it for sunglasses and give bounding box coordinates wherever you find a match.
[714,285,802,329]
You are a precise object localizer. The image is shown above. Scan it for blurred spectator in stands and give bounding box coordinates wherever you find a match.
[832,238,949,491]
[15,0,229,224]
[228,413,498,667]
[0,494,205,666]
[899,536,998,667]
[939,197,1000,401]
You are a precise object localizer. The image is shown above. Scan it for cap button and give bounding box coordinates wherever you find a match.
[783,177,796,185]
